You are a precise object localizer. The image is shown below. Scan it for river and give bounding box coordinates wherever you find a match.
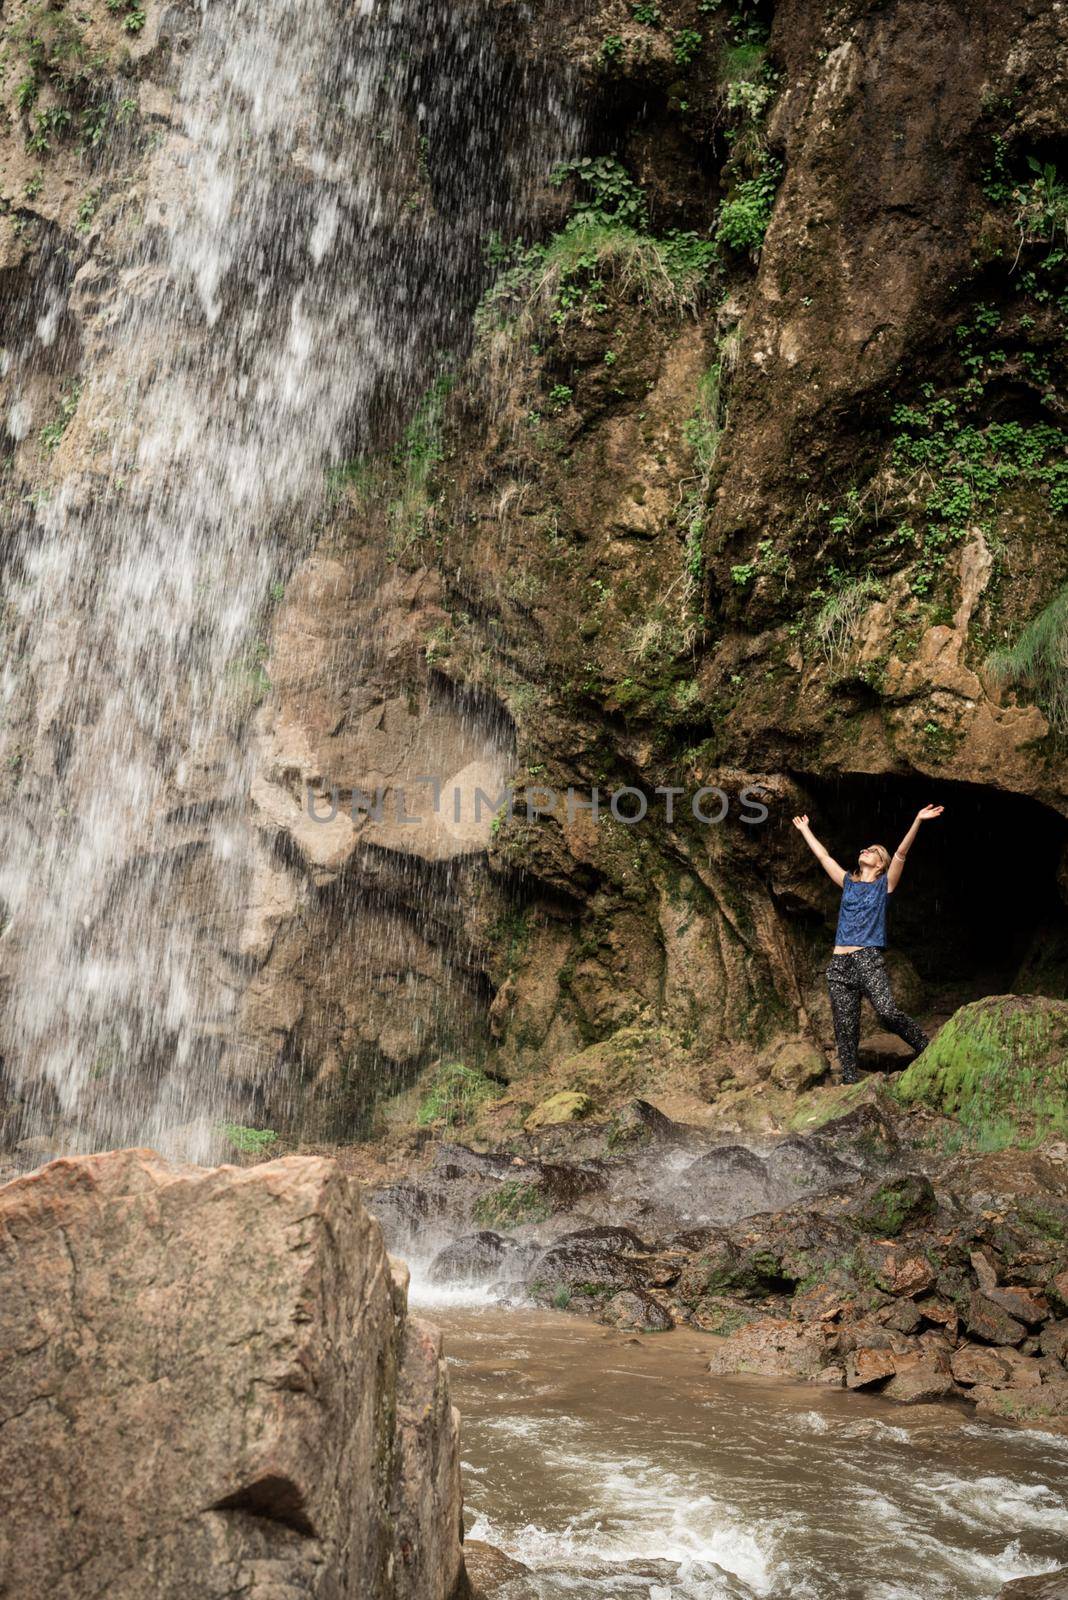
[414,1295,1068,1600]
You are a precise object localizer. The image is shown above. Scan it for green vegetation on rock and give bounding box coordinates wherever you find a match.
[890,399,1068,597]
[716,160,780,254]
[523,1089,593,1131]
[849,1174,935,1238]
[416,1061,498,1128]
[986,583,1068,733]
[8,1,139,161]
[473,1178,552,1229]
[811,575,885,665]
[892,996,1068,1144]
[218,1124,278,1157]
[475,158,719,355]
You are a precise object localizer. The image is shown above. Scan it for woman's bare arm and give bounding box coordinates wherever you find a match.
[886,803,944,892]
[792,814,847,888]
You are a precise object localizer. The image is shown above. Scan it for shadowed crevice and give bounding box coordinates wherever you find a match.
[211,1474,316,1538]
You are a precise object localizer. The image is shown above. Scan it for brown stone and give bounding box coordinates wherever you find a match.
[837,1322,911,1357]
[846,1348,897,1389]
[602,1290,675,1333]
[1053,1270,1068,1308]
[882,1351,956,1405]
[463,1542,537,1600]
[997,1349,1044,1390]
[0,1150,466,1600]
[950,1345,1013,1387]
[706,1316,831,1381]
[769,1039,828,1092]
[790,1284,845,1323]
[969,1247,999,1293]
[997,1566,1068,1598]
[917,1329,954,1359]
[882,1248,940,1299]
[973,1379,1068,1430]
[915,1296,960,1337]
[881,1299,923,1334]
[984,1285,1050,1326]
[966,1291,1027,1347]
[872,1245,936,1298]
[1039,1320,1068,1365]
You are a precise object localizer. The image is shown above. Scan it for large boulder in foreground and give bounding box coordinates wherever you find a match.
[894,995,1068,1138]
[0,1149,466,1600]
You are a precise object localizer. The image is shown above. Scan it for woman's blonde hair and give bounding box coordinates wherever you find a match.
[856,844,891,877]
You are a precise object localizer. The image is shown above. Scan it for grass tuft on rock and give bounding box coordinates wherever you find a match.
[472,1178,552,1230]
[985,583,1068,734]
[218,1124,278,1157]
[416,1061,498,1129]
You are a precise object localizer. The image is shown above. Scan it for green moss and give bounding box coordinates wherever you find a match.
[986,583,1068,733]
[416,1061,498,1128]
[892,995,1068,1143]
[850,1174,935,1238]
[788,1079,876,1132]
[694,1248,790,1299]
[473,1178,553,1230]
[1017,1201,1068,1242]
[697,1301,751,1336]
[218,1123,278,1157]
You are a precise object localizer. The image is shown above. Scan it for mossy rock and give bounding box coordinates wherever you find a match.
[553,1026,666,1100]
[523,1090,594,1132]
[769,1039,828,1092]
[416,1061,499,1129]
[472,1179,553,1230]
[679,1241,791,1301]
[849,1173,936,1238]
[892,995,1068,1143]
[788,1078,888,1134]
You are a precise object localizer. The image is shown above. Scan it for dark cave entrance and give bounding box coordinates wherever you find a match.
[790,771,1068,1005]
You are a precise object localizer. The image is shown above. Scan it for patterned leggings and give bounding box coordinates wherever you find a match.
[826,949,929,1083]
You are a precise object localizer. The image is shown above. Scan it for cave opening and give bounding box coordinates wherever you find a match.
[791,770,1068,1007]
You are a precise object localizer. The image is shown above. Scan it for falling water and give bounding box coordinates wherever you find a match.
[0,0,573,1159]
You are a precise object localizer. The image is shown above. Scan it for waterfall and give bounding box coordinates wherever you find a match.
[0,0,573,1160]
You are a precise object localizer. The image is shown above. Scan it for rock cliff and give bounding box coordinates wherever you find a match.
[0,0,1066,1147]
[251,0,1068,1136]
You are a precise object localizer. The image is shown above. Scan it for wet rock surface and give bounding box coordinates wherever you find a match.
[0,1149,467,1600]
[998,1572,1068,1599]
[378,1095,1068,1430]
[463,1541,537,1600]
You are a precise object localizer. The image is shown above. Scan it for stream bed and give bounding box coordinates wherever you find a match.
[418,1296,1068,1600]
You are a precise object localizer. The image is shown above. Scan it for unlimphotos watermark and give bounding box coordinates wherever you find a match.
[306,778,770,828]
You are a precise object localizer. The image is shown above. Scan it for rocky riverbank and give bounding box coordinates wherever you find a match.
[433,1301,1068,1600]
[364,1000,1068,1435]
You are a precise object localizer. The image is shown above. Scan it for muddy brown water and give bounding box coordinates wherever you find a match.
[415,1292,1068,1600]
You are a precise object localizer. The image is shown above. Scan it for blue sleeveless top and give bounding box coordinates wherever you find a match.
[835,874,888,948]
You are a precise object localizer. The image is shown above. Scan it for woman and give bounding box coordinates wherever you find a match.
[792,805,944,1084]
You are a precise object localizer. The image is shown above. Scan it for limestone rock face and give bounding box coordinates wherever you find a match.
[0,1150,466,1600]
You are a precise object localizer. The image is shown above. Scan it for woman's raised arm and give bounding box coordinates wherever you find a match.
[886,803,944,892]
[792,814,847,888]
